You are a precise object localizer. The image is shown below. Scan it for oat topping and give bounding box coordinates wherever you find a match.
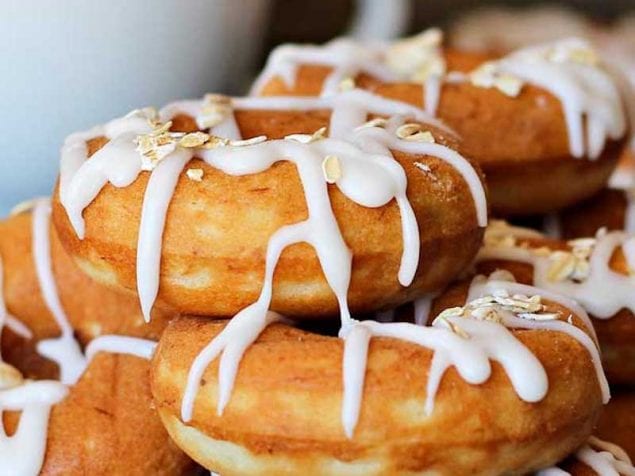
[135,121,182,171]
[396,123,436,142]
[338,77,356,92]
[196,93,233,130]
[0,362,23,390]
[385,28,446,82]
[322,155,342,184]
[414,162,432,173]
[179,132,210,148]
[355,117,388,131]
[469,62,523,97]
[285,127,328,144]
[545,41,599,66]
[436,316,470,338]
[435,291,560,328]
[546,237,596,282]
[125,106,160,124]
[186,168,204,182]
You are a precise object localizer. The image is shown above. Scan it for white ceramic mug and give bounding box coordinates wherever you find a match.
[0,0,409,214]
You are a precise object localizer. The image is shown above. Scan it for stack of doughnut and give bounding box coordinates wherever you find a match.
[3,24,635,476]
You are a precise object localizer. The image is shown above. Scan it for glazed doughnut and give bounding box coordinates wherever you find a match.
[0,199,172,381]
[551,187,635,240]
[52,90,487,323]
[0,198,194,474]
[253,31,629,216]
[151,272,607,475]
[476,220,635,384]
[595,392,635,462]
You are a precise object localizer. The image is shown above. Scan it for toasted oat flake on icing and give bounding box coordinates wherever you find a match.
[355,117,388,130]
[469,62,523,97]
[339,77,356,92]
[196,93,233,130]
[545,42,599,66]
[396,124,436,143]
[285,127,327,144]
[322,155,342,184]
[546,237,596,282]
[437,316,470,338]
[0,362,23,390]
[179,132,210,148]
[436,291,560,325]
[230,135,268,147]
[385,28,446,82]
[135,121,182,171]
[186,168,204,182]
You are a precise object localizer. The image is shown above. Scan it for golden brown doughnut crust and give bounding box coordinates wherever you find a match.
[558,188,629,239]
[595,391,635,461]
[52,111,486,318]
[151,306,602,475]
[474,236,635,385]
[3,354,196,475]
[0,212,174,380]
[258,50,625,216]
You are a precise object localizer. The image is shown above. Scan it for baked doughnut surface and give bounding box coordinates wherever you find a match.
[52,91,487,320]
[255,33,629,216]
[151,277,606,476]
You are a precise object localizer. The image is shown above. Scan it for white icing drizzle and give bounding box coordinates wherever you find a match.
[478,225,635,319]
[413,292,436,325]
[490,38,626,159]
[58,90,487,436]
[85,335,157,362]
[250,30,447,116]
[624,188,635,234]
[0,380,68,476]
[0,255,67,476]
[537,436,635,476]
[32,198,87,384]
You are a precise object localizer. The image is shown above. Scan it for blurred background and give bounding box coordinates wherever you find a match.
[1,0,633,214]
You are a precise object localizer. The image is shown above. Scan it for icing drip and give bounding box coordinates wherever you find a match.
[490,38,626,159]
[0,381,68,476]
[537,436,635,476]
[624,188,635,234]
[32,199,86,384]
[85,335,158,362]
[413,292,436,325]
[0,256,67,476]
[479,225,635,318]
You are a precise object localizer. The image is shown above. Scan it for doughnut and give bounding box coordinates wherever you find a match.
[595,392,635,461]
[150,273,607,475]
[252,31,629,216]
[52,90,487,324]
[550,187,635,240]
[476,220,635,384]
[0,198,172,381]
[0,198,194,474]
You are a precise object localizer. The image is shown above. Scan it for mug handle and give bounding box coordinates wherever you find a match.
[348,0,411,40]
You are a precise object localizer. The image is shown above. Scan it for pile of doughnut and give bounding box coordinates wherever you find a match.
[3,17,635,476]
